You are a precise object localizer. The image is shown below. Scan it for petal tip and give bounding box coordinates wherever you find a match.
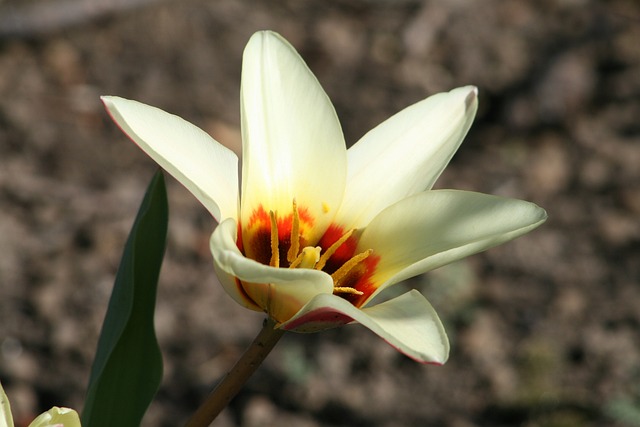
[100,95,123,114]
[246,30,288,54]
[540,206,549,220]
[100,95,112,108]
[464,86,478,110]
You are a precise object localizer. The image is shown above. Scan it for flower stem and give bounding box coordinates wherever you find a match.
[185,317,285,427]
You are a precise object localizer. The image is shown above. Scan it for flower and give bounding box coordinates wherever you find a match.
[101,30,546,364]
[1,381,81,427]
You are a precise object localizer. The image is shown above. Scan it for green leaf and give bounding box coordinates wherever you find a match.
[82,171,168,427]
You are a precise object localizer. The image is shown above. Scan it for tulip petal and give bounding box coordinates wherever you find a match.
[336,86,478,229]
[213,260,262,312]
[356,190,547,305]
[240,31,346,245]
[211,218,335,323]
[102,96,239,222]
[209,218,263,312]
[29,407,81,427]
[1,382,14,427]
[281,290,449,364]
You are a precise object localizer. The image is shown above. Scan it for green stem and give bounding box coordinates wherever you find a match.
[185,318,285,427]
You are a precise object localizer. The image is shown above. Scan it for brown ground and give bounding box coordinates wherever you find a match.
[0,1,639,426]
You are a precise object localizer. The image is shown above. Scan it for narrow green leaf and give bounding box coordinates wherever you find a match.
[82,171,168,427]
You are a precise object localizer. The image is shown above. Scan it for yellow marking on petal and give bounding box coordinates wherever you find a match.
[331,249,373,285]
[315,228,355,271]
[269,210,279,268]
[322,202,330,213]
[289,246,321,269]
[333,286,364,295]
[287,199,300,263]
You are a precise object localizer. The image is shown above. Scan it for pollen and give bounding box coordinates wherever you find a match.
[322,202,331,213]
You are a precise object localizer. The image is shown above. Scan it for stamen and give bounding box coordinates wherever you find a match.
[315,228,355,270]
[269,210,279,268]
[287,199,300,263]
[289,246,321,269]
[331,249,373,286]
[333,286,364,295]
[288,252,304,269]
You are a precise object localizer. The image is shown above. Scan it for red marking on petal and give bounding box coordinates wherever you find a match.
[281,306,354,331]
[236,220,244,253]
[236,277,260,309]
[297,206,314,226]
[341,253,381,307]
[317,224,358,274]
[242,204,315,266]
[247,205,270,230]
[382,339,445,365]
[317,223,382,307]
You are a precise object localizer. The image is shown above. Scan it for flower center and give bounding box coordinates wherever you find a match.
[265,199,371,296]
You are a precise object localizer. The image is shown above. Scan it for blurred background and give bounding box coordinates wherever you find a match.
[0,0,638,426]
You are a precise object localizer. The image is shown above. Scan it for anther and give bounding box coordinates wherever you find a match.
[315,228,355,271]
[287,199,300,263]
[331,249,373,286]
[269,210,279,268]
[333,286,364,295]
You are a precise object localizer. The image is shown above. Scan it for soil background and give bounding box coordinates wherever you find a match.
[1,1,639,426]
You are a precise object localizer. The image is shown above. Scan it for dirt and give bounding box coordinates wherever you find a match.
[0,0,639,426]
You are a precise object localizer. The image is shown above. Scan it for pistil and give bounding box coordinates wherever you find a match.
[289,246,321,269]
